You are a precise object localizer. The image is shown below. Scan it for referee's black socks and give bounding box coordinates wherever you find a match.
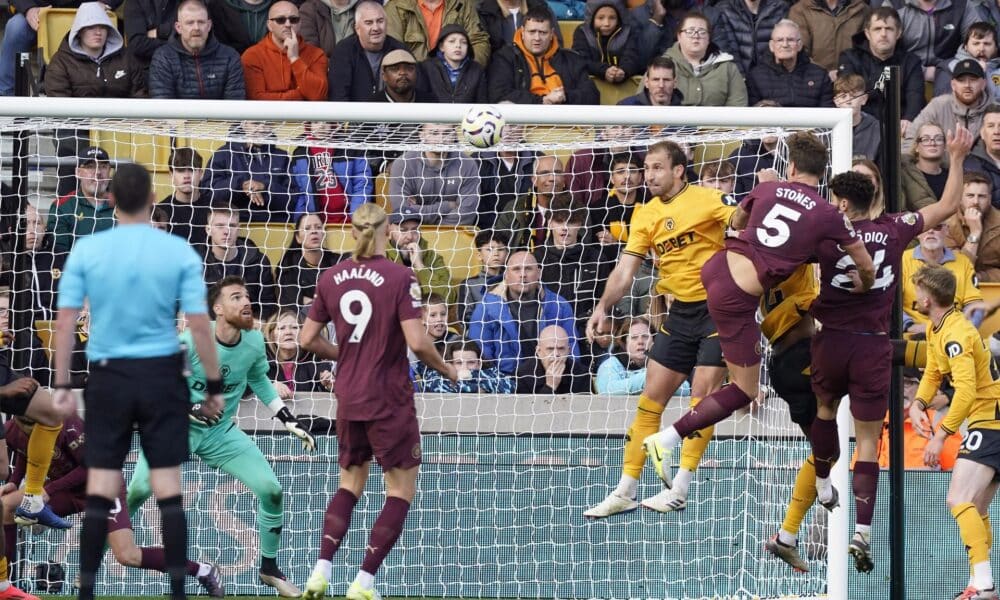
[157,494,188,600]
[79,495,115,600]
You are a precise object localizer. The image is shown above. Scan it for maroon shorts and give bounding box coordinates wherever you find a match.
[49,487,131,533]
[336,406,422,471]
[701,251,762,367]
[810,329,892,422]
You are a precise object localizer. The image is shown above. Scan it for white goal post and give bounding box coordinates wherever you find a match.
[0,98,854,600]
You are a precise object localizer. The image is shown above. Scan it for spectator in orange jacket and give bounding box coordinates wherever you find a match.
[242,0,328,100]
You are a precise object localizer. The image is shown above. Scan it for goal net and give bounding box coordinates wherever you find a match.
[0,99,852,600]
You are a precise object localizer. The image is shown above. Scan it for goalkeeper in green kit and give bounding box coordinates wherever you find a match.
[126,276,316,597]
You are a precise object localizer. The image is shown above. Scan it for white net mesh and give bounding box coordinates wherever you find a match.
[0,106,841,599]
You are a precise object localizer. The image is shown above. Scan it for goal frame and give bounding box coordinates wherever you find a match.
[0,98,854,600]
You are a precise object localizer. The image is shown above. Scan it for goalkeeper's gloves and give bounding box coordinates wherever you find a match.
[275,407,316,452]
[189,403,221,426]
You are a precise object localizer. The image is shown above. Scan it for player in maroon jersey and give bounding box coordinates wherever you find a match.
[298,203,457,600]
[803,125,973,573]
[0,415,223,596]
[644,131,876,488]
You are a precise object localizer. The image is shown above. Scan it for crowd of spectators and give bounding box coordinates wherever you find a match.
[11,0,1000,399]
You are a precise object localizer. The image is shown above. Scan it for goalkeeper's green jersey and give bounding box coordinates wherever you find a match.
[180,323,279,429]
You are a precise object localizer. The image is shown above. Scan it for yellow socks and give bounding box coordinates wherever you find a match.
[953,502,991,566]
[781,456,818,536]
[679,397,713,473]
[24,422,62,496]
[622,395,664,479]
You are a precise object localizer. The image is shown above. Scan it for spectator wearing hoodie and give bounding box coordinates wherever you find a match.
[788,0,868,76]
[572,0,642,81]
[837,7,925,131]
[207,0,274,54]
[617,55,683,106]
[487,7,600,104]
[388,123,479,226]
[420,23,487,102]
[385,0,490,65]
[149,0,246,99]
[457,230,510,325]
[124,0,180,66]
[904,58,992,153]
[477,0,559,54]
[299,0,358,57]
[290,121,372,223]
[883,0,986,82]
[241,0,329,100]
[663,12,748,107]
[711,0,790,75]
[746,19,833,107]
[207,120,296,223]
[44,3,145,197]
[934,22,1000,101]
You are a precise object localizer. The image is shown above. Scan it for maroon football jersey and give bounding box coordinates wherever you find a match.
[728,181,859,289]
[308,256,423,421]
[6,414,85,486]
[811,212,924,333]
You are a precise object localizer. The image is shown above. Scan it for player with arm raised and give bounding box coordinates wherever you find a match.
[804,124,973,575]
[643,132,876,488]
[125,275,315,597]
[298,203,457,600]
[910,265,1000,600]
[584,140,733,516]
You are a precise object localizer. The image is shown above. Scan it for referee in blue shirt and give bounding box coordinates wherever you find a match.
[52,163,224,600]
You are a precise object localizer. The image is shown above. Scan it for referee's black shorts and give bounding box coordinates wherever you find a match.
[647,299,725,375]
[84,353,189,470]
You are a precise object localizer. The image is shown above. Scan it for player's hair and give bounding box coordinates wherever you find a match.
[965,170,994,192]
[423,293,448,308]
[445,339,482,361]
[473,229,510,249]
[966,21,996,44]
[866,6,901,29]
[829,171,876,214]
[676,11,710,36]
[111,163,153,216]
[207,275,248,317]
[699,160,736,181]
[646,140,687,171]
[785,132,828,177]
[852,158,885,218]
[912,264,957,308]
[833,73,866,97]
[169,147,203,171]
[646,55,675,75]
[351,203,387,260]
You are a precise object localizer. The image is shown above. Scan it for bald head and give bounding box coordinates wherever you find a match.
[267,0,300,45]
[536,325,570,360]
[505,251,540,298]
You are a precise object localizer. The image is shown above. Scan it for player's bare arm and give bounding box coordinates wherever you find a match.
[402,318,458,383]
[843,240,876,293]
[586,253,642,342]
[186,313,224,421]
[918,124,975,230]
[729,206,750,231]
[300,317,339,361]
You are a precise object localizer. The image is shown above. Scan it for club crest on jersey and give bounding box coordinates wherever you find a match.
[899,212,918,226]
[665,218,675,231]
[409,281,422,308]
[220,365,231,378]
[946,342,963,358]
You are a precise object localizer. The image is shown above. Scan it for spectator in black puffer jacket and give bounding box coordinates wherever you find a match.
[746,19,833,107]
[45,2,146,97]
[149,0,245,99]
[709,0,790,75]
[124,0,180,66]
[572,0,641,81]
[420,23,486,103]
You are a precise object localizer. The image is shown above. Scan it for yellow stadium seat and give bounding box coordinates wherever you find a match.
[37,7,117,64]
[978,283,1000,340]
[244,224,482,282]
[34,320,54,362]
[559,20,582,47]
[592,76,641,106]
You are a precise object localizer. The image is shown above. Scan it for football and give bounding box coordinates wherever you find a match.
[461,106,506,149]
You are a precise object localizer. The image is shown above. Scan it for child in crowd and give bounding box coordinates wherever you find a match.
[457,230,510,325]
[419,340,515,393]
[572,0,641,82]
[421,24,488,103]
[699,161,737,195]
[833,73,881,161]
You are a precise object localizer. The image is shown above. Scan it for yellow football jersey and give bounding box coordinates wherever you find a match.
[623,183,736,302]
[901,248,982,326]
[760,264,818,344]
[917,308,1000,434]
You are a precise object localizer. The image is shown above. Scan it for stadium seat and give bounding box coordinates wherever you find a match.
[592,76,641,105]
[34,320,54,362]
[978,282,1000,340]
[244,224,482,281]
[559,20,581,47]
[37,7,117,64]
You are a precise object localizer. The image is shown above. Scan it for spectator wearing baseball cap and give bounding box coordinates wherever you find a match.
[386,212,453,302]
[904,57,992,153]
[370,49,436,101]
[420,23,486,103]
[46,146,114,253]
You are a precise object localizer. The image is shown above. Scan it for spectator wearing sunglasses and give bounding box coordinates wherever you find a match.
[242,1,329,100]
